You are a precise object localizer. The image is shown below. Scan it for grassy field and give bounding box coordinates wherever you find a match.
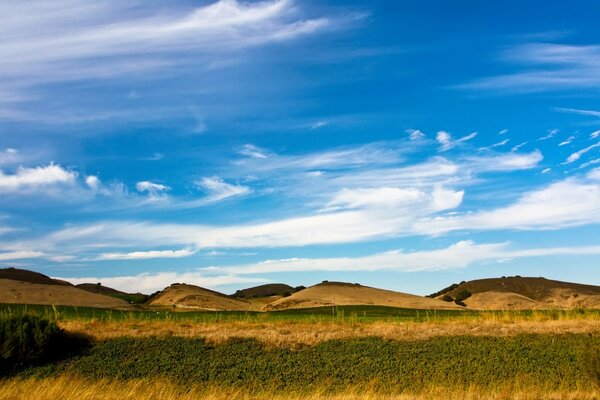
[8,334,600,399]
[2,303,600,399]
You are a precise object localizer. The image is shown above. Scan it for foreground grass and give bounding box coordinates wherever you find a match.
[1,377,598,400]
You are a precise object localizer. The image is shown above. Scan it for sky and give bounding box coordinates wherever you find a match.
[1,0,600,295]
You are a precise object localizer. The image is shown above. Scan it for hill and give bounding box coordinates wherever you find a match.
[0,267,72,286]
[432,276,600,309]
[0,279,130,308]
[148,283,252,311]
[264,281,463,311]
[76,283,149,304]
[232,283,305,298]
[76,283,126,296]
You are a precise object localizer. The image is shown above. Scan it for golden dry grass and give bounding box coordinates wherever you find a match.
[0,279,129,309]
[59,311,600,347]
[0,376,597,400]
[265,283,462,311]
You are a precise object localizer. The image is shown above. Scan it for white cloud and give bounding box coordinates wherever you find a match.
[541,168,551,174]
[554,107,600,118]
[324,187,424,211]
[491,139,509,148]
[211,240,600,275]
[0,250,44,261]
[559,135,576,146]
[195,176,250,203]
[539,129,559,141]
[136,181,170,194]
[309,120,328,130]
[85,175,100,190]
[589,167,600,181]
[0,164,76,192]
[511,142,528,152]
[467,150,543,172]
[415,179,600,235]
[591,130,600,139]
[498,129,508,135]
[436,131,477,151]
[463,43,600,92]
[0,0,334,96]
[405,129,425,140]
[239,144,269,159]
[95,248,197,261]
[564,142,600,164]
[58,271,267,294]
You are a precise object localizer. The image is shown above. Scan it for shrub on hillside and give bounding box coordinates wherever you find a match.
[442,295,453,302]
[0,315,88,375]
[454,290,472,304]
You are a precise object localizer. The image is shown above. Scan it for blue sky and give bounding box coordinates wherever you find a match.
[1,0,600,295]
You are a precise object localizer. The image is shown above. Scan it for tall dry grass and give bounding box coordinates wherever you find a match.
[0,377,597,400]
[58,309,600,346]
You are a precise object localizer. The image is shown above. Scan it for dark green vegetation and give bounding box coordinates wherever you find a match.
[232,283,305,299]
[426,281,465,298]
[0,268,71,286]
[76,283,149,304]
[24,334,600,392]
[0,316,88,375]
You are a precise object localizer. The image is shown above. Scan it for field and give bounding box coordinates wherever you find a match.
[1,303,600,399]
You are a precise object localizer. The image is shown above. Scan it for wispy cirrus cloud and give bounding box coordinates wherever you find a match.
[436,131,477,151]
[94,248,197,261]
[463,43,600,92]
[212,240,600,276]
[195,176,251,203]
[564,142,600,164]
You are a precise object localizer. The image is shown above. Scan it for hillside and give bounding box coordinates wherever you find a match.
[76,283,126,296]
[265,281,463,311]
[0,267,72,286]
[232,283,304,298]
[433,276,600,309]
[76,282,150,304]
[148,283,252,311]
[0,279,130,308]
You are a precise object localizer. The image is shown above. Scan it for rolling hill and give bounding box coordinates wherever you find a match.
[0,267,130,308]
[76,283,150,304]
[264,281,463,311]
[148,283,252,311]
[432,276,600,309]
[0,267,72,286]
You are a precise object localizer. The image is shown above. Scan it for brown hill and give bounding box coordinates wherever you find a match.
[434,277,600,310]
[76,283,127,296]
[0,279,130,308]
[264,281,463,311]
[232,283,302,298]
[148,283,252,311]
[0,267,71,286]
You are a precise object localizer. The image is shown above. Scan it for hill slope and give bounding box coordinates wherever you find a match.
[0,267,71,286]
[148,283,251,311]
[0,279,130,308]
[434,277,600,309]
[265,281,463,311]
